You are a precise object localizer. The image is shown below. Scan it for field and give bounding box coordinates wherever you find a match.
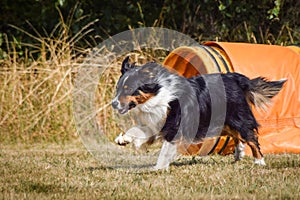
[1,12,300,200]
[1,141,300,200]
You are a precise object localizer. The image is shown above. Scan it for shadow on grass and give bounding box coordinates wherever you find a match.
[85,155,236,174]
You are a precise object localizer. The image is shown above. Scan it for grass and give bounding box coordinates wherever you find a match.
[1,10,300,200]
[1,142,300,199]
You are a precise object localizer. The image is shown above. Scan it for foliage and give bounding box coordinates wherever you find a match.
[1,1,300,54]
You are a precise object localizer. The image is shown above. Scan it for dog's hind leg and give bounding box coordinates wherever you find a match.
[246,132,266,165]
[235,128,265,165]
[224,124,265,165]
[222,126,245,161]
[234,140,246,161]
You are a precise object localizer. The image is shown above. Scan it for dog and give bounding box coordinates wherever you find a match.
[112,56,286,169]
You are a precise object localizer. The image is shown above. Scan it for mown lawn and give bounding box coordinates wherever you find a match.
[1,141,300,200]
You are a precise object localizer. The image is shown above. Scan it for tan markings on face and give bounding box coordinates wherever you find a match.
[135,90,155,104]
[119,95,138,105]
[119,91,155,105]
[123,85,128,89]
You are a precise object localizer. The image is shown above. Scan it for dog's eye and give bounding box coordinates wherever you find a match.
[126,88,134,94]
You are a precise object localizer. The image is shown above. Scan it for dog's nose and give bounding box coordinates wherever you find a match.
[111,100,119,109]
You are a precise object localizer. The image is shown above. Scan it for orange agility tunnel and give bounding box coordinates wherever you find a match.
[162,42,300,155]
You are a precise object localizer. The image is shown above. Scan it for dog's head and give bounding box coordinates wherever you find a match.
[112,56,161,114]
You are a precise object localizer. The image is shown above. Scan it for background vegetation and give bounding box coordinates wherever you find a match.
[1,1,300,199]
[0,0,300,142]
[1,0,300,58]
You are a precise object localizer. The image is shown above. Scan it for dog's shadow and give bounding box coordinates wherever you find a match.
[86,164,155,173]
[171,155,229,167]
[86,156,231,174]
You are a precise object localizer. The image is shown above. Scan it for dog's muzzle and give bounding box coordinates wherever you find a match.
[111,100,119,109]
[111,99,131,114]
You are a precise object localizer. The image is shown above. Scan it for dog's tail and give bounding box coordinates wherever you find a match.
[247,77,287,110]
[229,73,287,110]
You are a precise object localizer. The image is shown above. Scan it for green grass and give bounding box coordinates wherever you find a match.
[1,142,300,199]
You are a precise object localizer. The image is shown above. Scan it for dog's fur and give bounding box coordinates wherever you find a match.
[112,57,286,169]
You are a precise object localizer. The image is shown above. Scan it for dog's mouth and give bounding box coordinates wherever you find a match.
[117,102,136,114]
[118,107,128,115]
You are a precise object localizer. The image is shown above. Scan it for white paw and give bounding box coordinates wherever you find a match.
[114,133,132,145]
[254,158,266,166]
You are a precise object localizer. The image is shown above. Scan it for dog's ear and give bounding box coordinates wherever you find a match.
[121,56,134,74]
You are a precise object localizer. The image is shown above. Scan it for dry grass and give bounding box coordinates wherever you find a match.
[1,142,300,199]
[0,16,299,143]
[0,14,97,143]
[1,15,300,199]
[0,19,169,144]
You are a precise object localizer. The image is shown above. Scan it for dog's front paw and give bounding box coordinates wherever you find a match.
[114,133,132,146]
[152,164,170,171]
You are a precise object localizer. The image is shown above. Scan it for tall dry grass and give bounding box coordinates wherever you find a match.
[0,19,168,143]
[0,13,98,143]
[0,14,298,143]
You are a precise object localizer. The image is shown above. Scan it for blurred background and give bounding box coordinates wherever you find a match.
[1,0,300,143]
